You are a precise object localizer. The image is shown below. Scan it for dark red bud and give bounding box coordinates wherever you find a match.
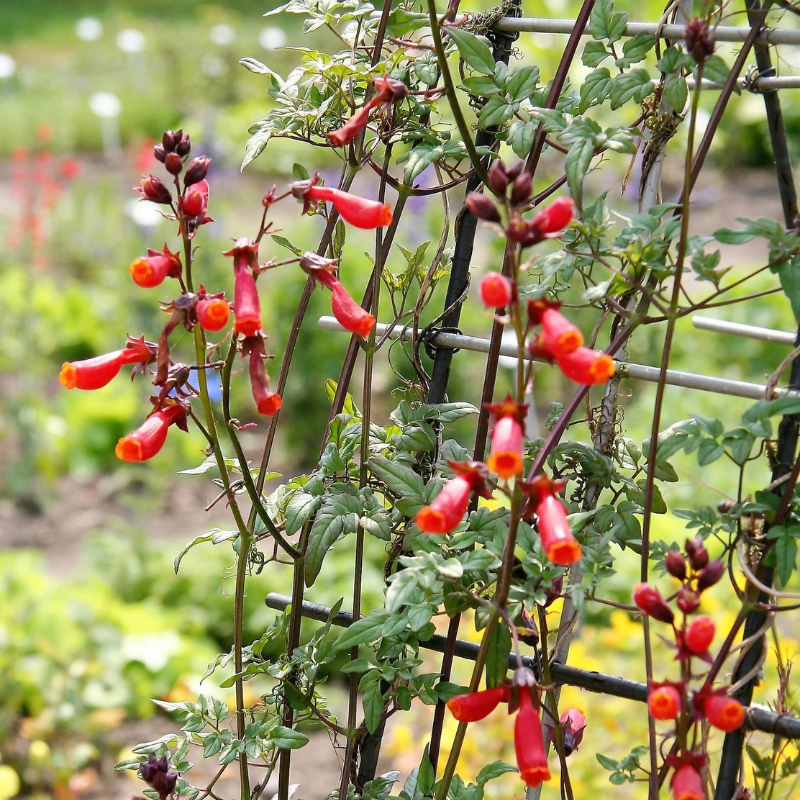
[506,161,524,182]
[138,175,172,205]
[165,152,183,175]
[633,583,675,624]
[676,587,700,614]
[510,172,533,206]
[466,192,501,223]
[487,161,509,196]
[176,133,192,157]
[696,559,725,592]
[162,130,178,151]
[685,536,709,569]
[685,18,715,65]
[153,143,166,163]
[184,155,211,186]
[665,551,687,581]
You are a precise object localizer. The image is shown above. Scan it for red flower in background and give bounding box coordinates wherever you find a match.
[115,404,187,462]
[633,583,675,624]
[328,76,408,147]
[556,346,615,385]
[247,340,282,416]
[671,763,705,800]
[59,337,154,390]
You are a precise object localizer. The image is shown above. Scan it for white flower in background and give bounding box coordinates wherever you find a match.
[75,17,103,41]
[202,55,228,77]
[116,28,146,54]
[209,23,236,45]
[125,198,164,229]
[88,91,121,119]
[0,53,17,79]
[259,26,287,50]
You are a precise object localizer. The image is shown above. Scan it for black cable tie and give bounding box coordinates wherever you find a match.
[422,326,463,361]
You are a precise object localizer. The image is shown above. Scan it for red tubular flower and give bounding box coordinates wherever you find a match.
[328,105,372,148]
[531,197,574,234]
[479,273,513,308]
[416,461,492,534]
[540,308,583,357]
[115,405,187,462]
[59,339,153,390]
[684,615,715,654]
[633,583,675,624]
[649,683,683,720]
[515,690,551,788]
[671,764,706,800]
[487,416,524,479]
[249,346,282,416]
[416,475,473,534]
[703,694,744,732]
[328,76,408,147]
[129,245,182,289]
[536,494,581,565]
[330,280,376,338]
[196,297,230,332]
[304,185,392,229]
[183,179,209,217]
[446,686,509,722]
[233,267,262,337]
[556,347,616,385]
[559,708,586,755]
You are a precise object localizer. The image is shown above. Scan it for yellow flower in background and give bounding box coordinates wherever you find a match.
[0,766,20,800]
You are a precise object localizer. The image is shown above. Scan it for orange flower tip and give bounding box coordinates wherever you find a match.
[59,363,78,389]
[357,314,377,338]
[547,540,582,566]
[446,697,465,720]
[521,767,551,788]
[234,318,262,337]
[558,330,583,353]
[257,394,283,416]
[591,355,616,382]
[416,507,449,534]
[486,452,524,480]
[379,204,393,226]
[115,437,144,462]
[129,258,163,288]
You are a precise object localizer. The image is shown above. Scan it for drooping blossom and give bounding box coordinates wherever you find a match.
[224,239,262,337]
[648,681,684,720]
[697,690,744,732]
[292,176,392,229]
[115,404,187,462]
[558,708,586,755]
[556,346,616,384]
[59,337,154,390]
[196,294,230,332]
[245,338,282,416]
[633,583,675,624]
[137,175,172,205]
[507,197,574,248]
[129,245,182,288]
[446,686,510,722]
[486,396,526,480]
[525,474,582,565]
[479,272,513,308]
[671,763,706,800]
[300,252,375,338]
[515,688,551,788]
[528,301,583,357]
[328,76,408,147]
[416,461,492,534]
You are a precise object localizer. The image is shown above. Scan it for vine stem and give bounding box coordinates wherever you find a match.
[638,59,705,800]
[425,0,490,189]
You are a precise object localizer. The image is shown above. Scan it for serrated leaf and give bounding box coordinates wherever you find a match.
[305,504,358,586]
[241,126,272,171]
[621,32,655,64]
[285,492,322,536]
[478,96,515,129]
[590,0,628,44]
[505,65,540,100]
[508,119,536,159]
[369,456,425,502]
[565,137,595,206]
[609,69,653,110]
[579,68,612,112]
[664,73,687,112]
[446,28,496,75]
[701,54,730,86]
[362,675,384,734]
[583,41,611,67]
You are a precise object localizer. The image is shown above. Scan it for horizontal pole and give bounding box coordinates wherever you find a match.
[492,17,800,46]
[693,316,796,345]
[687,75,800,91]
[318,317,800,401]
[264,593,800,739]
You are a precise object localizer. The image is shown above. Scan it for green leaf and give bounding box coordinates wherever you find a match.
[446,28,496,76]
[583,41,611,68]
[478,96,515,129]
[579,68,613,112]
[241,125,272,171]
[620,32,655,64]
[386,570,420,613]
[697,439,724,466]
[664,73,688,112]
[485,623,511,687]
[657,46,692,74]
[508,120,537,159]
[701,55,731,85]
[332,612,389,651]
[285,492,322,536]
[597,753,620,771]
[766,531,797,586]
[777,258,800,321]
[565,138,595,207]
[609,69,653,110]
[477,760,517,785]
[271,234,304,256]
[369,456,426,510]
[399,142,444,184]
[305,497,360,586]
[416,746,435,796]
[590,0,628,44]
[174,529,238,573]
[362,674,384,734]
[270,727,309,750]
[505,65,540,100]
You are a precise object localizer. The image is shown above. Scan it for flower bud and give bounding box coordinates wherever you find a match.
[466,192,501,223]
[684,615,715,654]
[162,130,180,152]
[446,686,509,722]
[531,197,574,235]
[175,132,192,157]
[685,536,709,569]
[685,18,715,65]
[164,152,183,175]
[696,558,724,592]
[535,494,581,566]
[183,179,209,218]
[665,550,687,581]
[633,583,674,624]
[559,708,586,756]
[153,143,166,163]
[677,587,701,614]
[137,175,172,205]
[479,272,513,308]
[487,161,510,196]
[184,156,211,186]
[510,172,533,207]
[305,185,392,229]
[487,415,524,480]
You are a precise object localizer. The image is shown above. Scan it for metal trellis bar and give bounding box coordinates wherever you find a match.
[318,317,800,401]
[263,593,800,740]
